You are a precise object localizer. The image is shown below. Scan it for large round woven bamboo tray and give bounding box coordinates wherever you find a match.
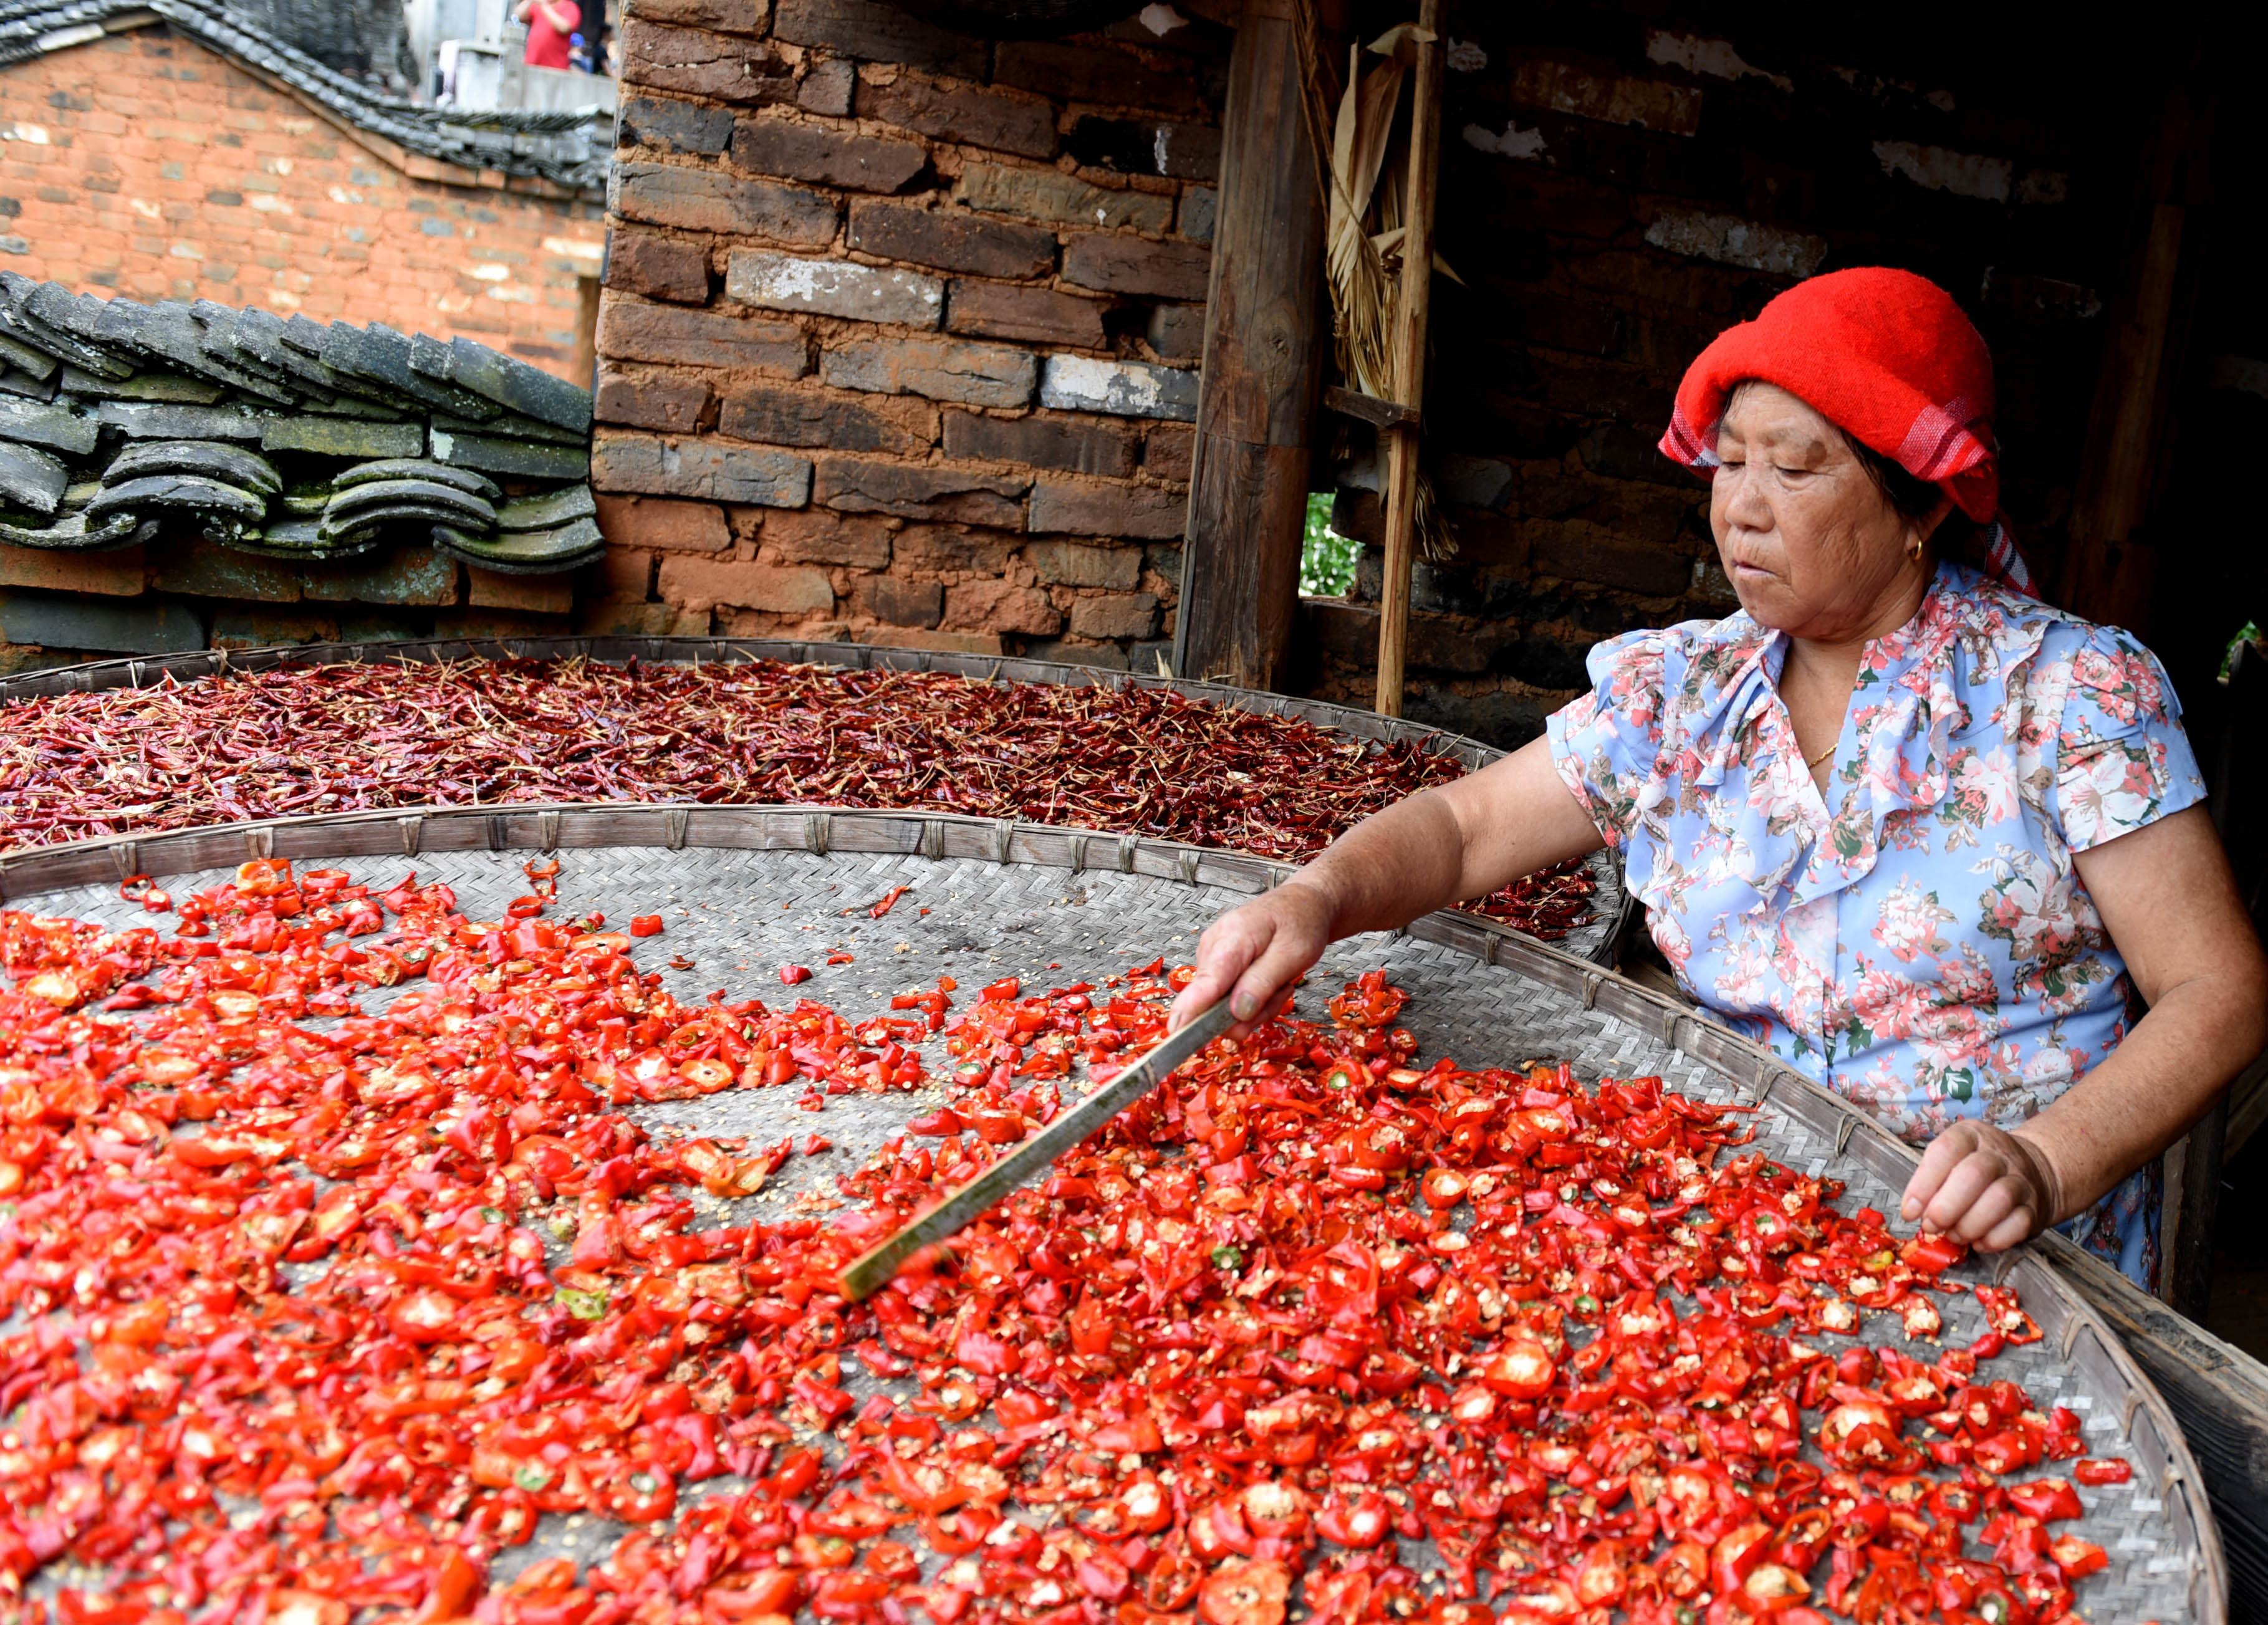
[0,634,1634,964]
[0,803,2226,1623]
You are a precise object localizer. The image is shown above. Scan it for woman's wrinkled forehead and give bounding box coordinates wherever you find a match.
[1718,380,1844,461]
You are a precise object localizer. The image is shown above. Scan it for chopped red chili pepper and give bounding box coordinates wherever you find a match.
[0,875,2123,1623]
[628,914,664,937]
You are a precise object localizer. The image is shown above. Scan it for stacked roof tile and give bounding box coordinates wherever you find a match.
[0,277,600,575]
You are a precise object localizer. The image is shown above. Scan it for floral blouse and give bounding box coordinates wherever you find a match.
[1546,560,2207,1289]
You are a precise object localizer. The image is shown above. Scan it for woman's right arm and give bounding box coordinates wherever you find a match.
[1166,735,1605,1035]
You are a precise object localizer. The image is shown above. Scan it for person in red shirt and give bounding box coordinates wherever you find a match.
[515,0,577,69]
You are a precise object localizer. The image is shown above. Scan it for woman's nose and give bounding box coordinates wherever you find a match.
[1718,465,1774,534]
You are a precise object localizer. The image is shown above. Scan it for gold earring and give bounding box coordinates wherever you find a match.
[1908,535,1924,562]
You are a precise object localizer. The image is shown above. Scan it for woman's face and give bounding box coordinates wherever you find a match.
[1710,383,1944,641]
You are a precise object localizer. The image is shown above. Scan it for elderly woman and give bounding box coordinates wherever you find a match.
[1172,267,2268,1290]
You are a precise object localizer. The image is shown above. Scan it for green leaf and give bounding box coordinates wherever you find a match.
[1300,492,1362,597]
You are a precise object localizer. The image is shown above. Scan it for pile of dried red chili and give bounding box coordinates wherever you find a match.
[0,658,1593,939]
[0,861,2136,1625]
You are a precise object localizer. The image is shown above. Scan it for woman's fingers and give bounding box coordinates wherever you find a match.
[1901,1125,1981,1222]
[1919,1149,2006,1237]
[1905,1122,2054,1252]
[1168,886,1332,1036]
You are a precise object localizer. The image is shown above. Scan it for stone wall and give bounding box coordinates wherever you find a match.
[0,26,607,378]
[584,0,1226,663]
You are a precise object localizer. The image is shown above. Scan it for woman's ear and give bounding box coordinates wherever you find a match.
[1909,496,1956,557]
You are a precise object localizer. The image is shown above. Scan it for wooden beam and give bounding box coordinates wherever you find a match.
[1322,383,1419,431]
[1173,0,1328,691]
[1372,0,1443,719]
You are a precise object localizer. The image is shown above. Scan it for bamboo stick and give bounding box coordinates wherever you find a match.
[1373,0,1442,719]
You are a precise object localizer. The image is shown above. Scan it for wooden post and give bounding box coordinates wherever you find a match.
[2057,89,2205,633]
[1372,0,1443,718]
[1172,0,1329,691]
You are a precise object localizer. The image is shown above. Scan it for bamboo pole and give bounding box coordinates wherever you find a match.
[1373,0,1443,717]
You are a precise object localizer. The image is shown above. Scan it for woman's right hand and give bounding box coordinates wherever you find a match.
[1167,881,1337,1038]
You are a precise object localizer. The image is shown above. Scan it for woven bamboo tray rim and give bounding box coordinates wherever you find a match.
[0,635,1635,964]
[0,800,2225,1622]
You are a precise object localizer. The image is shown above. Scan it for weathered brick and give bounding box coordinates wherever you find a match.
[620,93,734,155]
[620,19,797,103]
[854,74,1056,161]
[860,626,1002,655]
[817,458,1027,526]
[657,555,835,613]
[620,0,771,27]
[945,281,1106,348]
[1530,529,1690,596]
[1022,638,1130,671]
[211,610,342,649]
[1178,186,1216,242]
[851,573,943,627]
[597,546,656,600]
[724,250,943,326]
[1642,209,1825,277]
[1143,541,1181,588]
[994,41,1211,117]
[822,337,1036,408]
[720,385,936,455]
[612,162,838,244]
[729,117,929,193]
[432,434,591,481]
[956,163,1173,233]
[1061,234,1211,300]
[1064,117,1222,181]
[301,548,461,606]
[942,410,1137,478]
[0,592,199,653]
[846,201,1056,280]
[0,542,143,597]
[1068,591,1160,640]
[151,540,300,603]
[598,301,808,375]
[580,600,714,637]
[1028,477,1185,539]
[595,493,733,553]
[596,369,713,434]
[1577,423,1689,486]
[771,0,987,76]
[593,431,815,508]
[943,578,1060,636]
[759,508,893,568]
[1510,60,1702,134]
[1304,600,1513,673]
[604,231,711,304]
[795,57,855,117]
[1023,539,1140,590]
[1039,355,1198,421]
[468,568,574,614]
[1146,303,1204,362]
[1145,423,1194,483]
[891,524,1016,575]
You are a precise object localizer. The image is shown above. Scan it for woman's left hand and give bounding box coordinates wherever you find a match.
[1901,1121,2065,1252]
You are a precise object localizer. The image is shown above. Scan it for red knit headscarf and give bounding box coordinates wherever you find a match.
[1659,266,2035,597]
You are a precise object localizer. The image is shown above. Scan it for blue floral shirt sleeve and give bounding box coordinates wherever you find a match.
[2038,624,2209,853]
[1544,628,1673,850]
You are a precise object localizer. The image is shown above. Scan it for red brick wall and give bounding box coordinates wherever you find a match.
[0,26,606,378]
[586,0,1226,666]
